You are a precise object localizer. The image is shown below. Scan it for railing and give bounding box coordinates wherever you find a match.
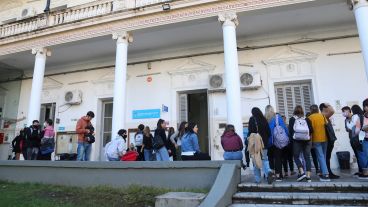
[0,0,182,39]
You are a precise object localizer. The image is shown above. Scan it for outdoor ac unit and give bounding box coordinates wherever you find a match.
[19,7,36,20]
[240,72,262,90]
[64,90,82,105]
[208,74,225,91]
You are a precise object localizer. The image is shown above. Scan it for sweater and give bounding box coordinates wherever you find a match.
[221,131,244,151]
[76,116,92,143]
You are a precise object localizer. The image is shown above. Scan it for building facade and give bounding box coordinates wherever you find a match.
[0,0,367,168]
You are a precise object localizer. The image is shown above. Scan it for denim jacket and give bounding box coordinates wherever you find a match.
[181,132,200,153]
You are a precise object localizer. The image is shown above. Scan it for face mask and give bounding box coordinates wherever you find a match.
[123,135,127,139]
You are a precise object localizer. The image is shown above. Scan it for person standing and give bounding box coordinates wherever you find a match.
[11,129,25,160]
[76,111,95,161]
[170,121,187,161]
[309,105,330,182]
[181,122,211,161]
[247,107,274,184]
[134,124,144,161]
[142,126,154,161]
[265,105,289,181]
[105,129,127,161]
[24,120,42,160]
[39,119,55,160]
[360,99,368,178]
[154,119,170,161]
[319,103,339,179]
[289,106,313,182]
[167,127,177,160]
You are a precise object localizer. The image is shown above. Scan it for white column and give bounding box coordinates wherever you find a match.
[353,0,368,80]
[111,32,132,135]
[27,48,51,126]
[219,13,243,137]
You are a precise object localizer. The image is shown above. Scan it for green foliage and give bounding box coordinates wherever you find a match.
[0,180,207,207]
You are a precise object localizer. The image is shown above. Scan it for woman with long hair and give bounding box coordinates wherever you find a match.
[154,119,170,161]
[170,121,188,161]
[167,127,177,160]
[141,126,154,161]
[247,107,274,184]
[289,105,313,182]
[181,122,211,161]
[265,105,289,182]
[221,124,246,169]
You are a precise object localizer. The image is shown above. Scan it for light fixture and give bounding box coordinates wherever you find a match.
[162,3,171,11]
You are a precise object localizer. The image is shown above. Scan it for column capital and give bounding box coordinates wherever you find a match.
[112,31,133,43]
[218,12,239,27]
[31,47,51,56]
[348,0,368,10]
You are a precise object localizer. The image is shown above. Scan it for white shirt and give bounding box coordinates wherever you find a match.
[346,114,359,130]
[105,135,127,159]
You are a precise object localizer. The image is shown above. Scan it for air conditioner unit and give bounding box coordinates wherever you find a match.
[64,90,82,105]
[240,72,262,90]
[208,74,225,92]
[19,7,36,20]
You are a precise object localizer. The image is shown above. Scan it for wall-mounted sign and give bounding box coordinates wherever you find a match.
[132,109,160,119]
[58,126,66,132]
[162,105,168,112]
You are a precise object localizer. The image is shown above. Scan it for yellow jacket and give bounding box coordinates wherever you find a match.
[308,113,327,143]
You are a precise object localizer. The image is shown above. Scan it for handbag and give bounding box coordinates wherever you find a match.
[324,116,337,143]
[152,134,165,149]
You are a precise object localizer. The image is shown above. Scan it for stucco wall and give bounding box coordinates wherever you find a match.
[7,27,368,168]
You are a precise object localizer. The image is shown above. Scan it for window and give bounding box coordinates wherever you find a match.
[275,81,314,119]
[102,102,113,146]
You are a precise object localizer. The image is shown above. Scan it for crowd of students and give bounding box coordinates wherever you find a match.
[243,99,368,184]
[10,98,368,185]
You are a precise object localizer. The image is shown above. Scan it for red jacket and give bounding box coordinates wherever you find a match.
[76,116,91,143]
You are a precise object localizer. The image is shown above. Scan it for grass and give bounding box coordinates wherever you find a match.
[0,180,208,207]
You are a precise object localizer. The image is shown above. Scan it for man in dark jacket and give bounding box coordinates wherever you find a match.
[24,120,42,160]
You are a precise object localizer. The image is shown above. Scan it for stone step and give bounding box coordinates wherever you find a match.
[232,192,368,206]
[237,182,368,193]
[229,204,363,207]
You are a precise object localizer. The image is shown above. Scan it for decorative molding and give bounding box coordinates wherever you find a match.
[0,0,316,56]
[42,77,63,90]
[263,46,318,65]
[112,31,133,43]
[31,47,52,56]
[168,58,215,76]
[218,12,239,27]
[92,68,130,84]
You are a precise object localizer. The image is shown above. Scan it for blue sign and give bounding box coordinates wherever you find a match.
[58,126,65,131]
[162,105,168,113]
[132,109,161,119]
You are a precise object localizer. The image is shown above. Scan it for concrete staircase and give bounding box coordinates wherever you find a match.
[230,181,368,206]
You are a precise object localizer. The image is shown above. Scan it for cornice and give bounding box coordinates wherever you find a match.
[0,0,317,56]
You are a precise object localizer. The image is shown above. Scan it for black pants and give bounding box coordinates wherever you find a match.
[268,146,283,175]
[136,146,144,161]
[282,143,294,173]
[182,152,211,161]
[38,153,52,160]
[22,148,28,160]
[326,141,335,174]
[351,141,363,172]
[244,144,250,167]
[311,148,319,171]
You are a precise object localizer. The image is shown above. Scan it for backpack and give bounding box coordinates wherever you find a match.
[152,134,164,150]
[273,115,289,149]
[293,116,310,141]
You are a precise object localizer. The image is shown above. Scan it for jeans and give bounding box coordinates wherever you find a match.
[77,142,92,161]
[155,147,170,161]
[293,141,312,172]
[107,156,120,161]
[27,147,39,160]
[223,151,243,160]
[144,149,154,161]
[313,142,328,175]
[253,149,272,183]
[362,140,368,168]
